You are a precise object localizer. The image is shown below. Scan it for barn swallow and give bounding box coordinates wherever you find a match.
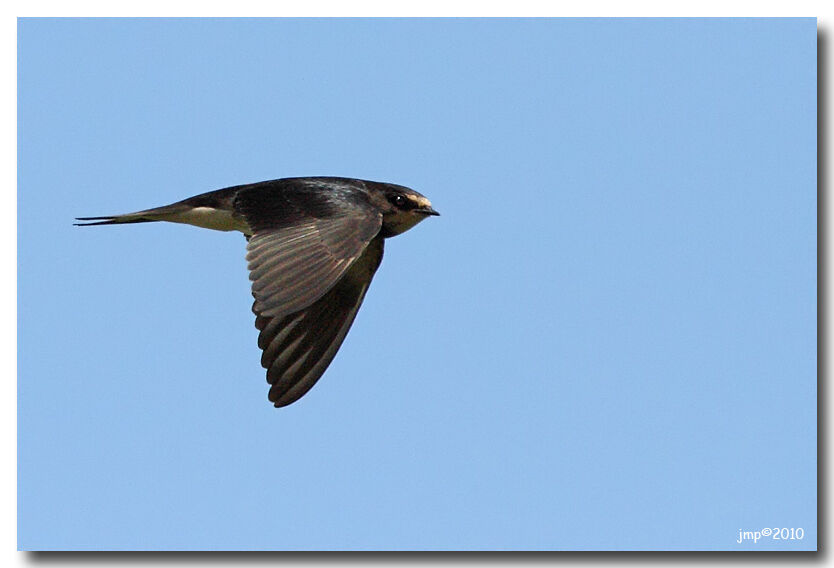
[76,177,439,407]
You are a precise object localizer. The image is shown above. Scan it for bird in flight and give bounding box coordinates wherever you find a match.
[76,177,439,407]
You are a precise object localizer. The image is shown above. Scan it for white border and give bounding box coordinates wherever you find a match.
[6,2,831,566]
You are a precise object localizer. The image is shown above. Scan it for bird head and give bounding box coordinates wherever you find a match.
[373,183,439,237]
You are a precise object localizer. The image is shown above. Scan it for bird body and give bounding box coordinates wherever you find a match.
[76,177,438,407]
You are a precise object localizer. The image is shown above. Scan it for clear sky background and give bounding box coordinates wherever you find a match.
[18,18,816,551]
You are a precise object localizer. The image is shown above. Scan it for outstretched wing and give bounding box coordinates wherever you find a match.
[233,179,385,406]
[254,237,384,407]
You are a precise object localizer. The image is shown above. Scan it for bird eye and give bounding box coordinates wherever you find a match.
[391,194,408,208]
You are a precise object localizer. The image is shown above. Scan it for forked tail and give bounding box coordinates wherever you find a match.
[75,193,248,233]
[74,202,195,227]
[74,215,160,227]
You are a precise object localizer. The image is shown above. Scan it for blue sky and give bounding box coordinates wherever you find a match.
[18,18,816,551]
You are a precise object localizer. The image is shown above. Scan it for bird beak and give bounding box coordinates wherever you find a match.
[416,206,440,216]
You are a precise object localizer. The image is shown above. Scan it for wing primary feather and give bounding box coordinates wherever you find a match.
[253,237,385,407]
